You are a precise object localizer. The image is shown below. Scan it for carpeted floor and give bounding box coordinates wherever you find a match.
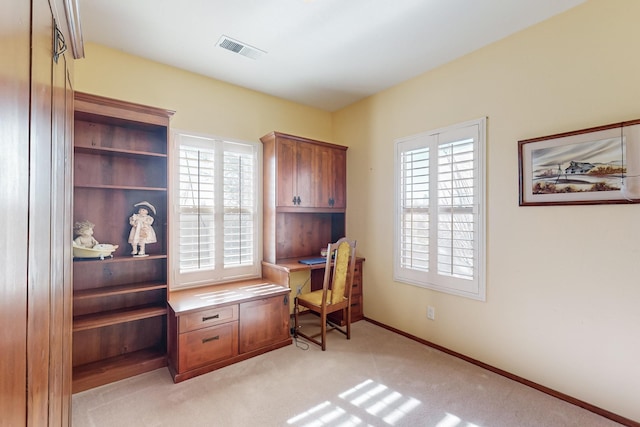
[72,319,623,427]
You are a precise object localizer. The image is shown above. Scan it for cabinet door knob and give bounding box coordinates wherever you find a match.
[296,196,301,205]
[292,196,297,204]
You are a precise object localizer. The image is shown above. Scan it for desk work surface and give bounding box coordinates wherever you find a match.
[262,256,365,272]
[168,279,291,315]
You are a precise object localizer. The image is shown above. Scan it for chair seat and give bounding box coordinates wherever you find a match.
[297,290,346,307]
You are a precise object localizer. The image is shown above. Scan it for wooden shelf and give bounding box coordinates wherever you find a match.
[275,207,346,214]
[73,304,167,332]
[72,347,167,393]
[73,183,167,191]
[73,254,167,264]
[74,281,167,300]
[74,145,167,158]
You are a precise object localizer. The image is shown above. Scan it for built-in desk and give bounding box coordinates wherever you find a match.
[262,257,364,324]
[167,279,292,382]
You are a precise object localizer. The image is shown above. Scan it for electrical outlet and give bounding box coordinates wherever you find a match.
[427,306,435,320]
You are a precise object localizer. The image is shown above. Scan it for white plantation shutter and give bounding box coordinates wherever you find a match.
[179,144,215,271]
[399,145,430,272]
[173,133,261,288]
[437,136,475,280]
[395,118,486,300]
[223,144,256,267]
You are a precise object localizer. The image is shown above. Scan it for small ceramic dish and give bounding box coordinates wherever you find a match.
[73,243,119,260]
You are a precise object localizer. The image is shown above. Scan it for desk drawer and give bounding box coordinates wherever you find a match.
[178,322,239,371]
[179,304,238,333]
[351,262,363,296]
[351,294,363,321]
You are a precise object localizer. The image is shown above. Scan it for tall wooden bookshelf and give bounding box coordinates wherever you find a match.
[72,92,174,392]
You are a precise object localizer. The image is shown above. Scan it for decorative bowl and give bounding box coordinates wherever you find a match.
[73,243,119,259]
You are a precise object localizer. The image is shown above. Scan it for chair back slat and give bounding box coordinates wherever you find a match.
[330,241,351,304]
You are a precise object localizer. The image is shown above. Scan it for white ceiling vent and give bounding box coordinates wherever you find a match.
[217,35,266,60]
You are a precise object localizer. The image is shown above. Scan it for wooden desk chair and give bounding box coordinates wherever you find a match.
[293,238,357,350]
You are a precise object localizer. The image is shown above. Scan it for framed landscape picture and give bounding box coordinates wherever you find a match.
[518,119,640,206]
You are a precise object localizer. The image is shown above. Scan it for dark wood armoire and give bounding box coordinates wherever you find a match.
[1,0,82,425]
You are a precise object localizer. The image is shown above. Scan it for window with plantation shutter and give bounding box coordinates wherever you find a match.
[171,132,261,289]
[394,118,486,300]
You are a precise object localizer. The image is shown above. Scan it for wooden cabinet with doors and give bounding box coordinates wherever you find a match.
[167,280,291,382]
[1,0,81,424]
[261,131,348,263]
[263,131,347,211]
[72,93,174,393]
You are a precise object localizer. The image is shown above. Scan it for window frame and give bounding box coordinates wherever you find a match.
[169,130,263,290]
[394,118,486,301]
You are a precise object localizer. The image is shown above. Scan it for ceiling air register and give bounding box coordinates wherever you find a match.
[217,35,266,60]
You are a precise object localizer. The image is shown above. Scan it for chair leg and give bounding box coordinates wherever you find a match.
[346,306,351,340]
[293,298,299,337]
[320,311,327,351]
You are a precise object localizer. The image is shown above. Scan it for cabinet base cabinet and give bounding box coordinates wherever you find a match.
[168,281,292,383]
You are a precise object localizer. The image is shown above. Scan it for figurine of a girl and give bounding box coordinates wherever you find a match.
[128,201,157,256]
[73,220,99,248]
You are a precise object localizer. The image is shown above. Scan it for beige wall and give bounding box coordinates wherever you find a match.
[334,0,640,422]
[75,0,640,421]
[75,43,333,143]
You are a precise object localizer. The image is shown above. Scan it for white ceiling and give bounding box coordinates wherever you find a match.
[78,0,586,112]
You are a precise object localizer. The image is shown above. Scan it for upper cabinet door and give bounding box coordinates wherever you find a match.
[314,145,346,209]
[275,138,297,207]
[329,147,346,209]
[295,141,314,208]
[276,137,314,208]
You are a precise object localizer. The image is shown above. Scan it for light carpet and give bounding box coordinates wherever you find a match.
[72,319,623,427]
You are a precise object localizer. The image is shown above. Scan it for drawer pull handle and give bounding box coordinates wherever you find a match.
[202,335,220,344]
[202,314,220,322]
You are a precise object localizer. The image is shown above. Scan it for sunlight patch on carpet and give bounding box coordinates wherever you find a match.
[287,379,421,426]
